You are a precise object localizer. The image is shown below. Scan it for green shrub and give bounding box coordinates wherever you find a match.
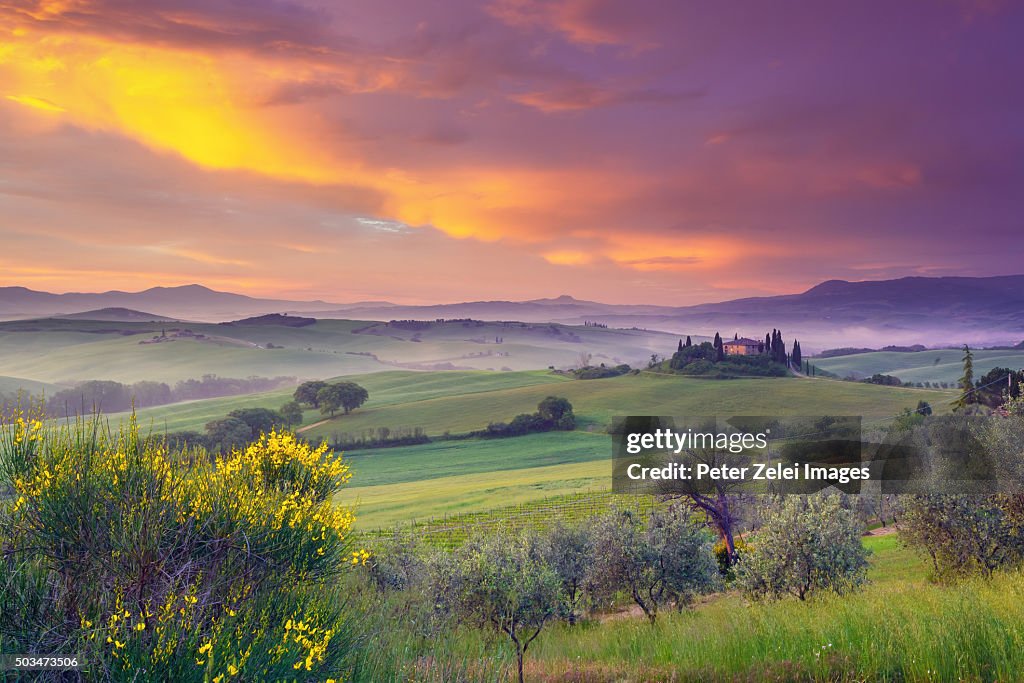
[737,495,869,601]
[0,406,374,681]
[590,506,720,622]
[900,494,1024,581]
[429,528,561,683]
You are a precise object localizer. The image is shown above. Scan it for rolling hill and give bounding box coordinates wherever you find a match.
[302,275,1024,348]
[60,307,178,322]
[4,275,1024,348]
[0,318,681,386]
[119,369,953,528]
[0,284,342,321]
[811,348,1024,385]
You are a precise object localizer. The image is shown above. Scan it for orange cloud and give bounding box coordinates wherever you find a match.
[5,94,65,112]
[602,234,780,272]
[488,0,656,48]
[144,245,252,268]
[0,20,653,250]
[542,250,594,265]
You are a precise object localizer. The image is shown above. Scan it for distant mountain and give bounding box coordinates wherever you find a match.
[299,294,671,323]
[0,285,343,322]
[660,275,1024,347]
[3,275,1023,347]
[297,276,1024,348]
[222,313,317,327]
[59,307,178,322]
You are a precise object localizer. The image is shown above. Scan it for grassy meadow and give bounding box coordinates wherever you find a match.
[812,348,1024,384]
[299,371,951,440]
[0,317,675,384]
[128,370,567,433]
[0,374,55,397]
[117,370,954,529]
[519,535,1024,682]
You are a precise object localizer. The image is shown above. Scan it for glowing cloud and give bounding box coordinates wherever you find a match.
[5,94,65,112]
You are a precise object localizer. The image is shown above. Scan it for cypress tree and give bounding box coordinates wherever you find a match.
[952,344,975,410]
[678,339,683,352]
[792,339,802,367]
[685,335,692,347]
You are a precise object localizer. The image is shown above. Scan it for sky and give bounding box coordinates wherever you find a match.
[1,0,1022,305]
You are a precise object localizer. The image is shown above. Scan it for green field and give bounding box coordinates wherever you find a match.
[344,430,606,489]
[356,491,661,548]
[812,348,1024,384]
[344,459,610,529]
[126,369,568,432]
[0,318,677,385]
[123,370,955,529]
[2,315,961,538]
[128,369,950,439]
[301,371,953,441]
[0,375,56,398]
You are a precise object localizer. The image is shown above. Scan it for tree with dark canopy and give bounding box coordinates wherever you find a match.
[294,380,328,408]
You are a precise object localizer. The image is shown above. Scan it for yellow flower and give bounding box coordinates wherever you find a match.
[114,640,125,649]
[198,641,213,655]
[227,663,238,675]
[135,622,146,631]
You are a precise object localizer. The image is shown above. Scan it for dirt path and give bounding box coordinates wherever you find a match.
[297,418,331,433]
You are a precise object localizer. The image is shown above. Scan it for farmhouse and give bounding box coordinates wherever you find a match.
[723,337,762,356]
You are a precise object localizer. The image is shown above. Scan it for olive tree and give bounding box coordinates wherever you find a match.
[591,506,720,623]
[542,522,595,625]
[366,529,425,592]
[900,494,1024,580]
[433,529,561,683]
[737,495,869,601]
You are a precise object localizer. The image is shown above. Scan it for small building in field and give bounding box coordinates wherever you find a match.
[723,337,762,356]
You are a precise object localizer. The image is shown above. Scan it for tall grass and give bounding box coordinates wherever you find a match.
[527,560,1024,681]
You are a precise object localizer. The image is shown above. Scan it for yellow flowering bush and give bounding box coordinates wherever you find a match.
[0,404,372,681]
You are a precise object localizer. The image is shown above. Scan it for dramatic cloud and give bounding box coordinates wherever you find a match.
[1,0,1022,303]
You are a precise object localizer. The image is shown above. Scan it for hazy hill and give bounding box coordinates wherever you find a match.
[0,317,679,385]
[3,275,1023,347]
[0,285,341,321]
[59,307,178,322]
[304,276,1024,348]
[659,275,1024,348]
[300,294,670,324]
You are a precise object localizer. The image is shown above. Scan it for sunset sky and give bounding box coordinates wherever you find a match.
[1,0,1022,305]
